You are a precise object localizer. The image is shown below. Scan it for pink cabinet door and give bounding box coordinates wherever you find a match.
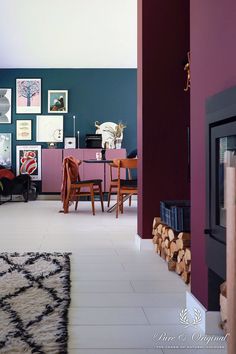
[63,149,84,179]
[83,149,105,190]
[105,149,127,191]
[41,149,63,193]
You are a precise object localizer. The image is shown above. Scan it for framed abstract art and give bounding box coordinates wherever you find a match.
[16,145,41,180]
[0,133,12,167]
[0,89,12,123]
[16,79,41,114]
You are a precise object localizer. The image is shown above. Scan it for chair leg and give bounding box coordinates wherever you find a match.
[107,186,112,207]
[121,194,124,214]
[75,188,80,210]
[90,185,95,215]
[99,184,104,212]
[129,195,132,207]
[116,190,120,218]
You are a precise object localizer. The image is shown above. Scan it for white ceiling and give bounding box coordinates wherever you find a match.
[0,0,137,68]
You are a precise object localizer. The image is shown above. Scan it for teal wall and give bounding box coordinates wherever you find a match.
[0,69,137,171]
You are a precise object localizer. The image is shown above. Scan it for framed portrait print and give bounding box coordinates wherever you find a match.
[48,90,68,113]
[0,89,12,123]
[16,145,41,180]
[0,133,12,167]
[16,120,32,141]
[16,78,41,114]
[36,115,63,143]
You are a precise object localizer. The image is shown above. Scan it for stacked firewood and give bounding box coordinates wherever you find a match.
[220,281,227,333]
[152,217,191,284]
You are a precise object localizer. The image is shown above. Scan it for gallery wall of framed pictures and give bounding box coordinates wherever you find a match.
[0,68,137,180]
[0,78,69,180]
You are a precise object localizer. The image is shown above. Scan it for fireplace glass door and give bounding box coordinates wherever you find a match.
[210,121,236,244]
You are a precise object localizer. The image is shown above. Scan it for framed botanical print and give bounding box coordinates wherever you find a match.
[48,90,68,113]
[16,145,41,180]
[16,120,32,141]
[16,78,41,114]
[0,89,12,123]
[0,133,11,167]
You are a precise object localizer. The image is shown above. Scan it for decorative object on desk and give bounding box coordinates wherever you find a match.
[96,152,102,160]
[184,51,191,92]
[0,89,11,123]
[0,252,71,354]
[16,120,32,140]
[48,90,68,113]
[16,79,41,114]
[16,145,41,180]
[64,137,76,149]
[101,147,106,160]
[95,121,126,149]
[36,115,63,144]
[77,130,80,148]
[85,134,102,148]
[0,133,11,168]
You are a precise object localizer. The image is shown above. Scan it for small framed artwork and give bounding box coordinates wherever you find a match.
[0,133,12,167]
[48,90,68,113]
[64,137,76,149]
[36,115,63,143]
[16,145,41,180]
[16,120,32,140]
[0,89,12,123]
[16,78,41,114]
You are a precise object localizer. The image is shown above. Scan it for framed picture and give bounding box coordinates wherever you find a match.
[36,115,63,143]
[48,90,68,113]
[16,145,41,180]
[0,89,12,123]
[16,120,32,141]
[16,78,41,114]
[0,133,12,167]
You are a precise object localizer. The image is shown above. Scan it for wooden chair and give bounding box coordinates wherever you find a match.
[64,159,104,215]
[107,162,134,208]
[113,158,138,218]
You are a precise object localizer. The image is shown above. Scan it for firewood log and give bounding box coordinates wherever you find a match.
[184,248,191,264]
[157,224,163,235]
[170,241,178,255]
[176,238,191,250]
[177,250,185,263]
[176,261,185,275]
[181,271,191,284]
[153,217,161,230]
[168,228,175,242]
[168,258,177,271]
[178,232,191,240]
[152,235,158,244]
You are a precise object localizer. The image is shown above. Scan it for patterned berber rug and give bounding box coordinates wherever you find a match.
[0,252,71,354]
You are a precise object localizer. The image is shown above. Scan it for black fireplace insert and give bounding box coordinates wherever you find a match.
[205,86,236,310]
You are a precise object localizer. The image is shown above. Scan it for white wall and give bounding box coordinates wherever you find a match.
[0,0,137,68]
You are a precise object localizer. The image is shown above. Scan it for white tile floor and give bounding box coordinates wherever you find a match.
[0,200,227,354]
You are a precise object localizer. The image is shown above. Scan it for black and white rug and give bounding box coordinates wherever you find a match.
[0,252,71,354]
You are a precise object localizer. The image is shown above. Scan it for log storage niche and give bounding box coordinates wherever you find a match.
[152,216,191,285]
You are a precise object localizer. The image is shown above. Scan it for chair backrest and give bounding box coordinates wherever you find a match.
[113,158,137,170]
[113,158,137,183]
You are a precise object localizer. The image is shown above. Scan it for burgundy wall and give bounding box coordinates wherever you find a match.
[138,0,190,238]
[190,0,236,308]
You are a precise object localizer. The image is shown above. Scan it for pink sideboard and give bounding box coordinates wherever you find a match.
[41,148,126,193]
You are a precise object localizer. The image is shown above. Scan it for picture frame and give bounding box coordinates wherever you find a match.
[16,78,41,114]
[16,145,41,180]
[0,89,12,123]
[48,90,68,113]
[16,120,32,141]
[36,115,63,143]
[0,133,12,167]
